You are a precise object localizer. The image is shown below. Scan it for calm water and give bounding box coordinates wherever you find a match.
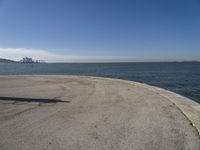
[0,62,200,103]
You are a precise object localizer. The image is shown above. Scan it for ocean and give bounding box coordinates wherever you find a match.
[0,62,199,103]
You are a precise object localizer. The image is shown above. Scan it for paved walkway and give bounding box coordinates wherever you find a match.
[0,76,199,150]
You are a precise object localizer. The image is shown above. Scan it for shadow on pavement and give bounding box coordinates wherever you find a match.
[0,96,70,104]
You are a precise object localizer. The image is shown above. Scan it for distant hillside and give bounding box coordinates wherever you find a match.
[0,58,17,63]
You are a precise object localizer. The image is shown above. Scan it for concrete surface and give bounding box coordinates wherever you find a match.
[0,76,199,150]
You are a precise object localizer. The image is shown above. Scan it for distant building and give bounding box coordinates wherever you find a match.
[20,57,34,63]
[35,60,46,63]
[20,57,45,63]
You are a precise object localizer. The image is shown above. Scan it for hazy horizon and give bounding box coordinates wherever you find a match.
[0,48,199,63]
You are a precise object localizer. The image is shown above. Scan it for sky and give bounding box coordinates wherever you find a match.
[0,0,200,62]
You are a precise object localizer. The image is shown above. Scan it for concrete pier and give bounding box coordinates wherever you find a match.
[0,76,199,150]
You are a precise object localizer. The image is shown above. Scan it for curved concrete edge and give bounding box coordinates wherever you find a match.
[1,75,200,135]
[86,76,200,135]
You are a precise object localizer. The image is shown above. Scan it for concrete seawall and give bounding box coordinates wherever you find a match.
[92,76,200,134]
[0,76,199,150]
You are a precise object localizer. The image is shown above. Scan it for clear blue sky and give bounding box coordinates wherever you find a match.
[0,0,200,62]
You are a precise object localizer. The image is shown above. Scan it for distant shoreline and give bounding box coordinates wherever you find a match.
[0,58,199,64]
[0,58,45,64]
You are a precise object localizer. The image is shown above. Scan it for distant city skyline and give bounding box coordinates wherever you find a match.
[0,0,200,62]
[0,48,199,62]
